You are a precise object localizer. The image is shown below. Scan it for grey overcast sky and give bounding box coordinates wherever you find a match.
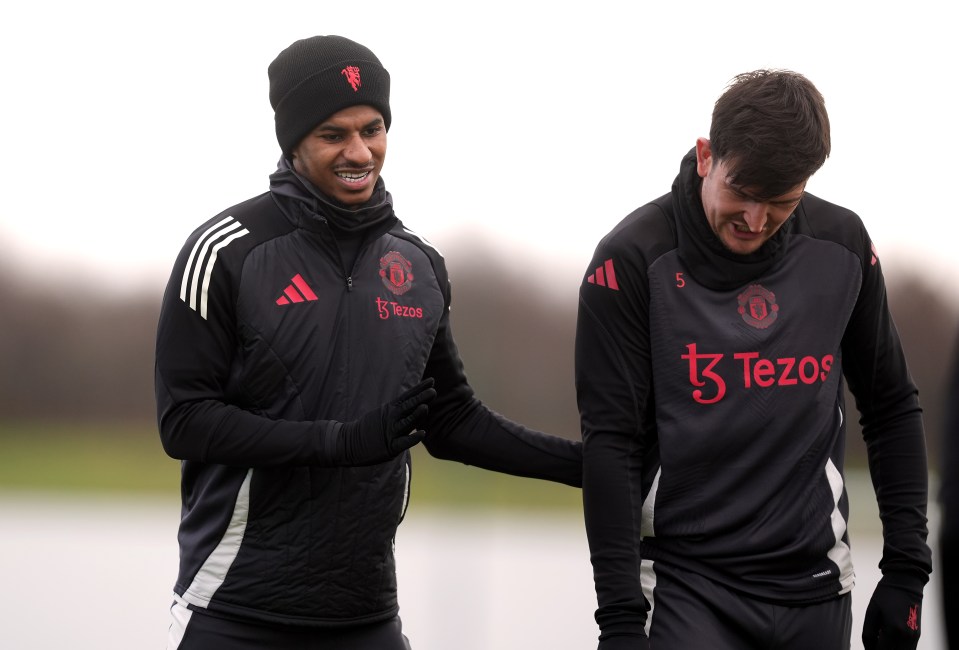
[2,1,954,296]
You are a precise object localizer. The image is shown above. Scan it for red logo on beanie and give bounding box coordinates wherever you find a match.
[341,66,362,91]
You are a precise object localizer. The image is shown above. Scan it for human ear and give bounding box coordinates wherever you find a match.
[695,137,712,179]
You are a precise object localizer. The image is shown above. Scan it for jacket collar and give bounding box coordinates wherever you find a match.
[673,148,792,291]
[269,157,397,235]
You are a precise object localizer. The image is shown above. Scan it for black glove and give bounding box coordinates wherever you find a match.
[862,577,922,650]
[336,378,435,466]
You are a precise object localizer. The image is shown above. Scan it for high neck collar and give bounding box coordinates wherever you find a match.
[269,157,396,235]
[673,148,792,291]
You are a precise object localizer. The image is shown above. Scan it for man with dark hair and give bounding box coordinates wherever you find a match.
[576,69,931,649]
[155,35,581,649]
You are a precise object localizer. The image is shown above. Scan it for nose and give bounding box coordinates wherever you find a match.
[343,134,372,164]
[742,201,768,233]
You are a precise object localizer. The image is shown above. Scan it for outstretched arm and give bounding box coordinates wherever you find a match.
[419,305,581,487]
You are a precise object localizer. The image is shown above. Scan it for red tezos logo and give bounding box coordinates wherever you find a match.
[682,343,834,405]
[379,251,414,295]
[376,297,424,320]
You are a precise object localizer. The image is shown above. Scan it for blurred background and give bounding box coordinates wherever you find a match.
[1,1,954,648]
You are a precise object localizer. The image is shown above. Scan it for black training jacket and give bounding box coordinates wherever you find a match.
[576,150,931,642]
[155,166,581,627]
[941,332,959,645]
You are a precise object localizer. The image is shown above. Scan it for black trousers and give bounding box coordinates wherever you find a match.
[644,561,852,649]
[168,602,412,650]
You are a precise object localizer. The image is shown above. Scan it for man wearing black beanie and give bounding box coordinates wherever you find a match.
[155,35,582,649]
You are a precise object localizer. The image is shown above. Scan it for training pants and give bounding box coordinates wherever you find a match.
[643,560,852,649]
[167,599,412,650]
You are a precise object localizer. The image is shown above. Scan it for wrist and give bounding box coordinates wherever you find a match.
[878,570,926,599]
[598,633,650,650]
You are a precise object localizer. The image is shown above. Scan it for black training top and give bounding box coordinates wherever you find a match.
[155,162,581,627]
[575,149,931,642]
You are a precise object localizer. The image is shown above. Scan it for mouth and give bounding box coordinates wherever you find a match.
[335,169,374,185]
[732,223,766,235]
[727,223,766,246]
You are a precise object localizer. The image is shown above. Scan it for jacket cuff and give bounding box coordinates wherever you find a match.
[878,569,928,598]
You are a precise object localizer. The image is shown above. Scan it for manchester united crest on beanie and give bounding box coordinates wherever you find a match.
[268,35,391,156]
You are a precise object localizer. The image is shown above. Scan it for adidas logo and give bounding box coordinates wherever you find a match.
[586,259,619,290]
[276,274,318,305]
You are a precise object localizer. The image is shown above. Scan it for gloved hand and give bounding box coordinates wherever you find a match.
[862,577,922,650]
[336,378,435,466]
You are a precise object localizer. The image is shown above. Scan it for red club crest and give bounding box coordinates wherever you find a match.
[379,251,414,295]
[341,66,362,91]
[737,284,779,329]
[907,604,919,631]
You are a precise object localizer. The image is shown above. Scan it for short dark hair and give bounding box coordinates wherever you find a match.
[709,69,831,199]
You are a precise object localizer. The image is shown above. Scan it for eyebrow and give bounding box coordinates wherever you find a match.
[728,183,804,205]
[761,192,804,206]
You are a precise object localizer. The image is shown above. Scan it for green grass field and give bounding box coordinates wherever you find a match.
[0,421,899,531]
[0,421,582,512]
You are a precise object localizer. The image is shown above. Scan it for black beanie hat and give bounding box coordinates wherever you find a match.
[268,35,391,156]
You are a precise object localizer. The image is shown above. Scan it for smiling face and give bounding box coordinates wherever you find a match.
[290,105,387,207]
[695,138,806,255]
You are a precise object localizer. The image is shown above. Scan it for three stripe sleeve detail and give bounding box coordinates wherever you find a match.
[179,216,249,320]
